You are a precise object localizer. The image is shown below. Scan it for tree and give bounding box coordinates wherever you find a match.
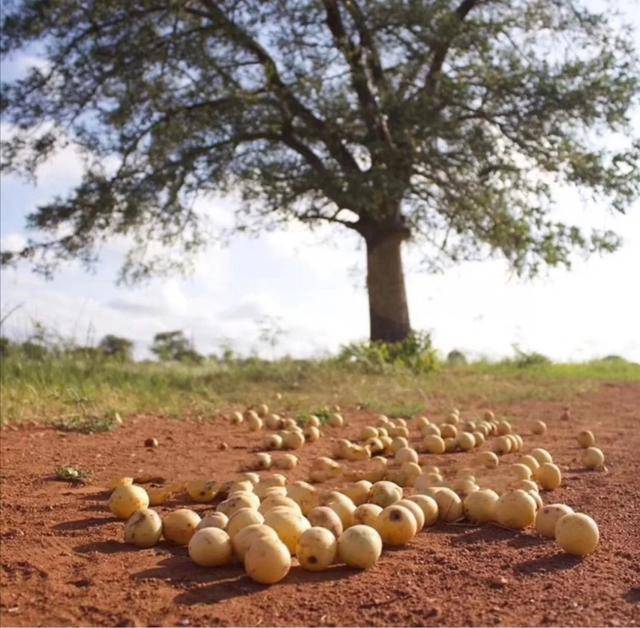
[98,334,134,361]
[1,1,638,342]
[150,330,203,363]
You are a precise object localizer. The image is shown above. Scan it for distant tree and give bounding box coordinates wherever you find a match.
[0,336,13,357]
[98,334,134,361]
[151,330,203,363]
[446,349,467,366]
[1,1,638,343]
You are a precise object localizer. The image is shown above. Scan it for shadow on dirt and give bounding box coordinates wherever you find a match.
[450,526,514,546]
[514,552,581,576]
[52,516,116,531]
[623,586,640,604]
[74,540,134,555]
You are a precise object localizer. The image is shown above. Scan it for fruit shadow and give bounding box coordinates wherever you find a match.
[514,552,582,576]
[52,516,117,531]
[450,526,517,546]
[73,540,133,554]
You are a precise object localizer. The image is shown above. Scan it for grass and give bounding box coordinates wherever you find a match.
[1,353,638,426]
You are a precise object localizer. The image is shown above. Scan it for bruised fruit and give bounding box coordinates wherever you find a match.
[296,526,337,571]
[370,481,402,507]
[378,505,417,545]
[124,508,162,548]
[535,504,574,538]
[308,506,343,538]
[353,503,382,529]
[188,528,232,566]
[396,499,425,530]
[197,512,228,531]
[187,480,219,503]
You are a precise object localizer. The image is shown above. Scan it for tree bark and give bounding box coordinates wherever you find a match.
[365,231,411,343]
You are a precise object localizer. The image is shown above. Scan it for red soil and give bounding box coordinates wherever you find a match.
[1,384,639,626]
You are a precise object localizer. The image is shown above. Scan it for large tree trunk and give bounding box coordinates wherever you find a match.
[365,231,411,343]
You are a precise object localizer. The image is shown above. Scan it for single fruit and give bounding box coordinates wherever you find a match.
[510,463,533,480]
[329,413,344,428]
[287,481,320,515]
[263,508,311,554]
[124,508,162,548]
[421,424,441,437]
[530,448,553,464]
[369,481,402,507]
[497,420,512,435]
[535,503,574,538]
[265,434,283,450]
[188,528,232,566]
[479,452,499,469]
[326,493,356,529]
[146,484,173,506]
[400,462,422,486]
[305,425,321,442]
[396,499,425,530]
[433,487,463,522]
[407,495,439,526]
[227,508,265,539]
[536,463,562,490]
[493,436,512,455]
[440,424,458,439]
[353,503,382,529]
[282,430,305,450]
[231,411,244,424]
[162,508,201,545]
[108,485,149,520]
[265,413,283,430]
[360,426,379,440]
[576,430,596,448]
[296,526,337,571]
[197,512,228,531]
[247,412,263,431]
[457,432,476,451]
[378,505,417,545]
[555,512,599,556]
[519,455,540,474]
[495,490,537,530]
[259,495,302,516]
[232,523,278,561]
[463,489,498,524]
[390,436,409,453]
[273,453,299,470]
[338,525,383,569]
[244,536,291,584]
[144,437,158,448]
[343,480,372,506]
[308,506,344,538]
[187,480,220,503]
[532,420,547,435]
[395,447,419,465]
[422,435,446,454]
[582,447,605,470]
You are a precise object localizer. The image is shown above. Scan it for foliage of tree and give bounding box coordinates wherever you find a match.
[2,1,638,341]
[150,330,203,363]
[98,334,134,361]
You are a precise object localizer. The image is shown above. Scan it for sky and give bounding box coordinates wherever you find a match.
[1,5,639,362]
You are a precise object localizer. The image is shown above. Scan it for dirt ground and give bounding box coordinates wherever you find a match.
[1,383,639,627]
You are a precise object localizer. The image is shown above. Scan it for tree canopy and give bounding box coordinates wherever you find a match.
[1,0,638,340]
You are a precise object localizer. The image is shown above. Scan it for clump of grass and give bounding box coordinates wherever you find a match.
[55,466,92,483]
[54,414,119,434]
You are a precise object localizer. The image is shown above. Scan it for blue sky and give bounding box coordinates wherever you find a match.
[1,5,639,362]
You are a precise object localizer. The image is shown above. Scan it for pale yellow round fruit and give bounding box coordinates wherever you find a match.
[413,416,430,430]
[287,481,319,515]
[231,411,244,425]
[188,527,232,566]
[124,508,162,548]
[242,472,260,485]
[576,430,596,448]
[305,425,321,442]
[463,489,498,524]
[377,502,418,546]
[265,413,282,430]
[519,455,540,474]
[282,430,305,450]
[495,490,537,530]
[256,403,269,417]
[227,508,265,539]
[457,432,476,451]
[162,508,201,545]
[265,434,283,450]
[536,462,562,490]
[433,487,463,522]
[497,420,512,435]
[187,480,220,503]
[307,415,321,428]
[326,493,356,528]
[493,435,512,455]
[218,492,260,516]
[146,484,173,506]
[396,499,425,530]
[232,524,278,561]
[353,503,382,529]
[247,412,263,431]
[440,424,458,439]
[360,426,379,441]
[263,508,310,554]
[473,431,486,446]
[510,463,533,480]
[259,495,302,516]
[400,462,422,486]
[390,436,409,453]
[369,481,402,507]
[451,478,479,498]
[535,503,574,538]
[395,447,419,465]
[479,451,499,469]
[197,512,228,531]
[531,420,547,435]
[414,472,443,492]
[296,526,337,571]
[338,525,383,569]
[407,495,439,526]
[582,447,605,470]
[229,479,255,494]
[512,434,524,451]
[445,412,460,425]
[423,435,446,454]
[343,480,372,506]
[244,536,291,584]
[421,424,441,437]
[555,512,599,556]
[254,452,272,470]
[273,453,299,470]
[329,413,344,428]
[108,485,149,520]
[530,448,553,464]
[308,506,343,538]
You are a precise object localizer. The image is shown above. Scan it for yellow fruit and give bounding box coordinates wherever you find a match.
[395,447,419,465]
[407,495,438,526]
[307,415,321,428]
[353,503,382,529]
[326,493,356,528]
[510,463,533,480]
[305,425,321,442]
[390,437,409,453]
[232,523,278,561]
[478,451,499,469]
[241,472,260,485]
[400,462,422,486]
[186,480,220,503]
[512,479,539,493]
[555,513,599,556]
[421,424,441,437]
[497,420,512,435]
[440,424,458,439]
[188,528,232,566]
[396,499,425,530]
[231,411,244,425]
[378,505,417,545]
[146,484,172,506]
[495,490,537,530]
[463,489,498,523]
[530,448,553,464]
[388,425,409,439]
[369,481,402,507]
[227,508,265,539]
[536,462,562,490]
[532,420,547,435]
[254,452,272,470]
[493,436,512,455]
[263,509,311,554]
[286,481,320,515]
[247,411,263,431]
[259,495,302,516]
[576,430,596,448]
[414,472,443,493]
[265,434,283,450]
[535,503,574,538]
[360,426,379,440]
[528,489,543,510]
[282,430,305,450]
[162,509,201,545]
[107,476,133,490]
[124,508,162,548]
[473,431,486,446]
[343,480,372,506]
[108,485,149,520]
[244,536,291,584]
[265,413,283,430]
[218,492,260,517]
[451,478,479,498]
[329,413,344,428]
[457,432,476,451]
[433,487,463,522]
[296,527,337,571]
[582,447,605,470]
[414,416,430,430]
[308,506,344,538]
[282,418,298,430]
[337,525,383,569]
[273,453,299,470]
[197,512,228,531]
[445,412,460,426]
[519,455,540,474]
[422,435,446,454]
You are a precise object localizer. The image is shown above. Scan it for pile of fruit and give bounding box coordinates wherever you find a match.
[106,406,604,585]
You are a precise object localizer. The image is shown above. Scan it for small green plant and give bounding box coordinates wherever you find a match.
[55,466,92,483]
[54,414,119,434]
[510,346,552,368]
[297,408,332,425]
